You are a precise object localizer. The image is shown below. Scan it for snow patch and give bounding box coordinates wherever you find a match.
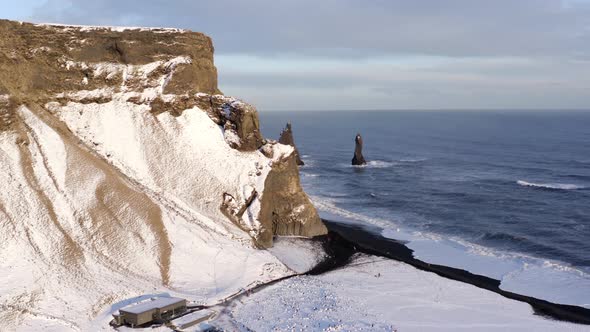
[50,95,291,241]
[60,56,192,98]
[227,255,586,331]
[268,237,326,274]
[35,23,188,33]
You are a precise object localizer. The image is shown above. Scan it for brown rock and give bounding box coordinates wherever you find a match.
[0,19,326,247]
[196,93,264,151]
[0,19,220,108]
[278,122,305,166]
[352,133,367,165]
[257,149,327,247]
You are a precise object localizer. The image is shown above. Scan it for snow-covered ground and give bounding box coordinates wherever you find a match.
[0,61,296,330]
[268,236,326,273]
[225,254,590,332]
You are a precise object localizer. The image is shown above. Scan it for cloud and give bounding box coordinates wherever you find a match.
[28,0,590,110]
[32,0,590,58]
[216,54,590,110]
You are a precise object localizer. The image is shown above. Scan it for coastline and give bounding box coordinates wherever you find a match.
[102,218,590,330]
[321,219,590,325]
[222,231,590,331]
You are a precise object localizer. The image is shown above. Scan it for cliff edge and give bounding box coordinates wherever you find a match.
[0,19,325,247]
[0,20,325,330]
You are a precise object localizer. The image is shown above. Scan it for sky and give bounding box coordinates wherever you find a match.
[2,0,590,111]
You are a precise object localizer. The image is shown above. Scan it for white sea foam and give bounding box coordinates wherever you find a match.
[301,159,316,167]
[301,173,319,178]
[388,224,590,307]
[310,195,396,229]
[517,180,586,190]
[399,158,428,163]
[312,193,590,307]
[349,160,397,168]
[409,230,590,307]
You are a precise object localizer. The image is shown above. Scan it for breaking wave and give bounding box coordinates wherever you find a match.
[309,195,395,229]
[517,180,586,190]
[315,195,590,279]
[399,158,428,163]
[302,173,319,178]
[350,160,396,169]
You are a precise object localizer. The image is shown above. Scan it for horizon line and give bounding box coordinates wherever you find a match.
[258,108,590,112]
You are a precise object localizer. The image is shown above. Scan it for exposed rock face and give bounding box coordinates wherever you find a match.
[278,122,304,165]
[352,133,367,165]
[257,143,326,247]
[0,19,323,245]
[195,93,264,151]
[0,20,219,113]
[0,20,326,330]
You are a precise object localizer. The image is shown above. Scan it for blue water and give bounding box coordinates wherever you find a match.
[260,111,590,304]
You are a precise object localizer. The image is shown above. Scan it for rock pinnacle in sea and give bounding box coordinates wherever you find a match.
[352,133,367,166]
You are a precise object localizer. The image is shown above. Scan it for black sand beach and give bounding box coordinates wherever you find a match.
[319,219,590,325]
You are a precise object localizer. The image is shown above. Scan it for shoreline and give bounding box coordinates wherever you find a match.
[321,219,590,325]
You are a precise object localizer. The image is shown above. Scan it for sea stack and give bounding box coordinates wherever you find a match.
[279,122,305,166]
[352,133,367,165]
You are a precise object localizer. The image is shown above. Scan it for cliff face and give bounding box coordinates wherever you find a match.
[0,20,325,330]
[259,149,326,243]
[0,19,324,245]
[0,20,219,103]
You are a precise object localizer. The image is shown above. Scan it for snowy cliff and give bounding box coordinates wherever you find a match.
[0,20,325,330]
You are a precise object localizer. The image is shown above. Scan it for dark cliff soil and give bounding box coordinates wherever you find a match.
[322,219,590,325]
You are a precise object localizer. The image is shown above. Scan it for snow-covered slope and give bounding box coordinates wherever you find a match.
[0,20,326,330]
[228,255,589,332]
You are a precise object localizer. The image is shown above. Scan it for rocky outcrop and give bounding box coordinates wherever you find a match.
[195,94,264,151]
[257,142,326,247]
[0,19,330,331]
[0,19,325,247]
[0,20,219,132]
[352,133,367,165]
[278,122,304,166]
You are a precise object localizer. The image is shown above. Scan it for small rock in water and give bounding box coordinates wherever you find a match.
[351,133,367,165]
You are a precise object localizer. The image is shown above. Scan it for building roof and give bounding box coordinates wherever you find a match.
[120,297,185,314]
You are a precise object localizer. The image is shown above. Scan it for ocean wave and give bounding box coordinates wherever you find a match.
[516,180,586,190]
[480,231,529,244]
[310,195,396,229]
[313,194,590,283]
[399,158,428,163]
[301,173,319,178]
[346,158,427,169]
[350,160,397,169]
[477,231,573,259]
[300,159,316,167]
[565,174,590,181]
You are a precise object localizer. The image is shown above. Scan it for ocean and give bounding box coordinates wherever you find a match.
[260,110,590,307]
